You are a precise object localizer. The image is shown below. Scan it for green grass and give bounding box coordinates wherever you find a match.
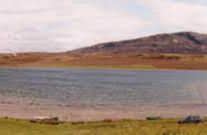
[1,118,207,135]
[15,62,158,70]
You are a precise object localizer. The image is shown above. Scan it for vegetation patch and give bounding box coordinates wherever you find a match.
[0,118,207,135]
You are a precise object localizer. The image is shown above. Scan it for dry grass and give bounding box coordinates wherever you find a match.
[1,53,207,70]
[1,118,207,135]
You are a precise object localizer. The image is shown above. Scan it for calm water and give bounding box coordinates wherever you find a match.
[0,68,207,107]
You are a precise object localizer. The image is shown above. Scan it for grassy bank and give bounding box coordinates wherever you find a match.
[0,118,207,135]
[1,53,207,70]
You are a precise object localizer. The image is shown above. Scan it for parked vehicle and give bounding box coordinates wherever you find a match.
[178,116,202,124]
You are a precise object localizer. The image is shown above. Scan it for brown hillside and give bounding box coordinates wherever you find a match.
[70,32,207,54]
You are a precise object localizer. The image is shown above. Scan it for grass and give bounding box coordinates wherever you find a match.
[16,63,158,71]
[0,118,207,135]
[2,53,207,70]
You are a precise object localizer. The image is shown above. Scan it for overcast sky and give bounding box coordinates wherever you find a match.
[0,0,207,52]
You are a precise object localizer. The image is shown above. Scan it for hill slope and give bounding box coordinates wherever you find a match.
[70,32,207,54]
[1,31,207,70]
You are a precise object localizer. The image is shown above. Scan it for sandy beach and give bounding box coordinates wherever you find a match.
[0,101,207,122]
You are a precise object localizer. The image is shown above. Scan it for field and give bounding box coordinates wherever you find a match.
[1,53,207,70]
[0,53,206,134]
[0,118,207,135]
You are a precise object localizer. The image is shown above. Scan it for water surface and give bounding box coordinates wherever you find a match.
[0,68,207,108]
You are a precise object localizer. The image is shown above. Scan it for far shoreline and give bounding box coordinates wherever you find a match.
[1,53,207,71]
[1,65,207,72]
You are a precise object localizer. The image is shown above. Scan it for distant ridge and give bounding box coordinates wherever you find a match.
[70,31,207,54]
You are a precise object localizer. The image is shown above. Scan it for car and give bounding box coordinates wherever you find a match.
[178,115,202,124]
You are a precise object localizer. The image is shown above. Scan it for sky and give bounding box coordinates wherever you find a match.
[0,0,207,52]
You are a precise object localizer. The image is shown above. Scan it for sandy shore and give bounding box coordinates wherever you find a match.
[0,101,207,122]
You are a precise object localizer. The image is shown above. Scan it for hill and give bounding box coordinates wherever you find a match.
[1,32,207,70]
[70,31,207,54]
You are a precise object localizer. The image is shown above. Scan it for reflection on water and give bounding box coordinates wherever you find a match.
[0,68,207,107]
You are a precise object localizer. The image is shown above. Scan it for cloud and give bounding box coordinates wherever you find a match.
[138,0,207,33]
[70,1,149,48]
[0,0,207,52]
[0,0,149,52]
